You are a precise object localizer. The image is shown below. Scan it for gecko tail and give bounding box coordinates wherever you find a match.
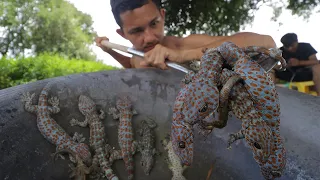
[123,152,134,180]
[172,173,187,180]
[101,165,119,180]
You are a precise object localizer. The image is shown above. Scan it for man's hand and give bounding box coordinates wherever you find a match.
[288,58,300,66]
[95,36,112,53]
[140,44,183,70]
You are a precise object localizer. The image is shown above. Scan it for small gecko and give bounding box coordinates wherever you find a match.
[21,81,92,166]
[108,95,138,180]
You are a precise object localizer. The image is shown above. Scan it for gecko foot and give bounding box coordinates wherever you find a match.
[48,96,59,107]
[99,109,105,119]
[227,134,237,148]
[21,92,35,103]
[70,118,79,126]
[108,107,120,119]
[72,132,86,143]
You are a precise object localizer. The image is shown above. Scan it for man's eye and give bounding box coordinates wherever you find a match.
[150,21,159,27]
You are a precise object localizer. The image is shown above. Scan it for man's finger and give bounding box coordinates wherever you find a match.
[140,61,149,67]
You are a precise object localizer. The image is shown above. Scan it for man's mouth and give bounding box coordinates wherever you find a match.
[144,45,156,52]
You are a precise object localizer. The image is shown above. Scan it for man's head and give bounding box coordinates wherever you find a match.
[281,33,298,53]
[111,0,165,52]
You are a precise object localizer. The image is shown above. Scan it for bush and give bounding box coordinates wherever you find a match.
[0,53,120,89]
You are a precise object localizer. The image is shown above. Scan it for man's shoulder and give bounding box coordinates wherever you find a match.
[298,42,313,49]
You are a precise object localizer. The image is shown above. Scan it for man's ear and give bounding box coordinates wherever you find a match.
[160,8,165,19]
[116,29,126,39]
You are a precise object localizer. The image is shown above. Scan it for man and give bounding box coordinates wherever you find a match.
[95,0,277,70]
[269,33,320,96]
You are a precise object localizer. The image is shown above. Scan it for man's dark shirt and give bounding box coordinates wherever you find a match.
[280,42,317,71]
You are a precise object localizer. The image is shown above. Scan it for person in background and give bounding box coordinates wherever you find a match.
[269,33,320,96]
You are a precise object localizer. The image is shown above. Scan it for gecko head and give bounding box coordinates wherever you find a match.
[171,78,219,166]
[78,95,96,116]
[171,121,194,166]
[260,144,286,179]
[115,95,132,111]
[244,121,286,179]
[75,143,92,166]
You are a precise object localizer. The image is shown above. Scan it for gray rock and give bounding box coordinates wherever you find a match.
[0,68,319,180]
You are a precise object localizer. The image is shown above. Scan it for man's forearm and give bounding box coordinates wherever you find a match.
[107,50,132,68]
[179,32,277,62]
[298,59,319,66]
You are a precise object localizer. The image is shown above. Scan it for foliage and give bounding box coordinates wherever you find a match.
[0,0,97,60]
[31,0,97,60]
[0,53,119,89]
[162,0,320,36]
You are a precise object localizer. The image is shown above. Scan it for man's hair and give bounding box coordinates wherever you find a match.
[281,33,298,47]
[110,0,161,28]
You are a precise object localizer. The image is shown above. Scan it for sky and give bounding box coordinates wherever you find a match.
[66,0,320,68]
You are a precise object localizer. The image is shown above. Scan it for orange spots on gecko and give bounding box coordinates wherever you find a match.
[265,114,273,119]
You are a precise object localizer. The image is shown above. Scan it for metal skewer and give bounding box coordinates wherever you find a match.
[100,40,190,73]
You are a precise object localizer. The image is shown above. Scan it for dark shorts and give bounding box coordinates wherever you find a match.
[275,67,313,82]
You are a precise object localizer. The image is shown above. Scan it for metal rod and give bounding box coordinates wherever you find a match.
[101,40,190,73]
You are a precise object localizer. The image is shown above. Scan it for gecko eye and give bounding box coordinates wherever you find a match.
[178,141,186,148]
[253,142,262,149]
[199,103,208,113]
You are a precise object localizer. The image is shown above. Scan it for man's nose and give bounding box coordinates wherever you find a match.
[143,28,157,43]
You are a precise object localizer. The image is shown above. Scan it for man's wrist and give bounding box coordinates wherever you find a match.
[180,48,203,63]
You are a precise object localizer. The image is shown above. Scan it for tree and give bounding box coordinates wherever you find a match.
[162,0,320,36]
[0,0,39,57]
[30,0,97,60]
[0,0,97,60]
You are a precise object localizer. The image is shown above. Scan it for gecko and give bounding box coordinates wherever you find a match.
[21,81,92,166]
[171,42,286,179]
[108,95,138,180]
[70,95,119,180]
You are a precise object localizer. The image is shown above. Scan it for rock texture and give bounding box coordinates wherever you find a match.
[0,68,319,180]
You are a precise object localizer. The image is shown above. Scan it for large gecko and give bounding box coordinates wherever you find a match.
[171,42,286,179]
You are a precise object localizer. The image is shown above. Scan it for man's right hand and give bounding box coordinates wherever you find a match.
[95,36,112,53]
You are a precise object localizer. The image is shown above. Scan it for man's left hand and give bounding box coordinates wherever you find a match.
[140,44,183,69]
[288,58,300,66]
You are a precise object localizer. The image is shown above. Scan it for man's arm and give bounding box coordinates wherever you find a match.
[298,54,319,66]
[174,32,276,51]
[178,32,277,62]
[163,34,226,50]
[140,32,278,69]
[95,36,132,68]
[107,50,132,68]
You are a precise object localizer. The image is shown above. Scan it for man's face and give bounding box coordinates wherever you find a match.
[116,2,166,52]
[284,41,298,53]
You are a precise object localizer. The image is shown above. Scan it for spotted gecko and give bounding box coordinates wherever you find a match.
[21,81,92,166]
[171,42,286,179]
[70,95,119,180]
[108,95,138,180]
[216,42,286,179]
